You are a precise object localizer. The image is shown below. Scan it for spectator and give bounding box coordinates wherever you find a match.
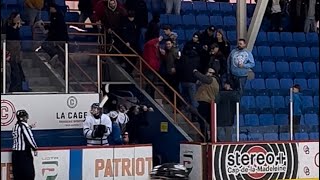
[78,0,93,29]
[122,11,139,52]
[304,0,318,32]
[291,84,303,126]
[108,111,123,145]
[208,43,227,77]
[145,13,160,43]
[289,0,307,32]
[199,26,216,49]
[122,132,130,145]
[183,32,203,56]
[6,12,27,92]
[161,39,180,102]
[213,29,231,59]
[83,103,112,146]
[164,0,181,15]
[162,25,178,47]
[115,104,129,132]
[23,0,43,26]
[268,0,285,31]
[142,37,162,98]
[176,40,201,109]
[227,39,255,95]
[193,68,220,139]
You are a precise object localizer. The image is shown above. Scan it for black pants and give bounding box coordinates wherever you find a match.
[271,12,282,31]
[164,74,179,103]
[197,101,211,138]
[12,150,35,180]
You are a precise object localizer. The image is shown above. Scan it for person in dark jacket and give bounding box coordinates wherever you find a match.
[145,13,160,42]
[199,25,216,49]
[122,11,139,52]
[208,43,227,77]
[213,29,231,59]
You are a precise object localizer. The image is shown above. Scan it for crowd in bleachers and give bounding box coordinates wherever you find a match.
[1,0,319,141]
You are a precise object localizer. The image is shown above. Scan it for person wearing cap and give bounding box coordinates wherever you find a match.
[291,84,303,126]
[162,25,178,47]
[227,38,255,96]
[83,103,112,146]
[199,26,216,49]
[193,68,220,140]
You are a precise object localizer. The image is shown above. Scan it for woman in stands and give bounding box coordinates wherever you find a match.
[213,29,231,59]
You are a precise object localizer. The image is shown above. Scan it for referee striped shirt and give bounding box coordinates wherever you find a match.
[12,122,37,151]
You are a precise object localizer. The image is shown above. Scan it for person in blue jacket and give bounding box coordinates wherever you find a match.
[227,38,255,95]
[292,84,303,126]
[107,111,123,145]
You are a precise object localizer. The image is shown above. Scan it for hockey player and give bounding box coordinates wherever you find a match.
[83,103,112,146]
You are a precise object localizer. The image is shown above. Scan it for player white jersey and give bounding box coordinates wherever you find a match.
[83,114,112,146]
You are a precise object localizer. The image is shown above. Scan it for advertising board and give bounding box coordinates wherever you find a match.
[298,142,319,179]
[1,94,99,131]
[180,143,203,180]
[212,143,299,180]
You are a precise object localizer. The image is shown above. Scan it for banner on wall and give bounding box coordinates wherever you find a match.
[1,94,99,131]
[212,143,299,180]
[180,143,203,180]
[298,142,319,178]
[82,146,153,180]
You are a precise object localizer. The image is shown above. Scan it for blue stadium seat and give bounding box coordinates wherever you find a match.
[264,133,278,141]
[317,62,319,73]
[271,96,285,109]
[259,114,275,126]
[232,134,247,141]
[252,47,258,57]
[196,15,210,27]
[304,114,319,125]
[308,79,319,90]
[256,32,267,45]
[185,29,195,40]
[306,32,319,46]
[314,96,319,108]
[65,12,79,22]
[302,96,314,111]
[262,61,275,72]
[280,133,290,140]
[181,1,193,14]
[295,133,309,140]
[241,96,256,109]
[253,61,262,72]
[280,78,293,89]
[175,29,185,41]
[290,62,303,73]
[207,2,220,15]
[276,61,290,72]
[294,78,308,90]
[20,26,32,40]
[298,47,311,59]
[210,16,223,28]
[280,32,293,44]
[251,79,265,90]
[310,47,319,61]
[309,132,319,140]
[248,133,263,141]
[267,32,281,45]
[182,14,196,27]
[292,32,306,45]
[266,78,280,89]
[233,114,244,126]
[226,31,236,43]
[271,46,285,58]
[192,1,207,13]
[275,114,288,125]
[160,14,168,24]
[303,62,317,73]
[223,16,236,30]
[245,114,259,126]
[257,46,271,58]
[219,2,234,15]
[168,14,182,26]
[256,96,270,110]
[285,47,298,60]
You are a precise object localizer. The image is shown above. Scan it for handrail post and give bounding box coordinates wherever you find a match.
[97,55,101,94]
[65,43,69,93]
[139,58,142,88]
[2,40,6,94]
[289,88,294,140]
[210,101,217,143]
[174,93,177,122]
[236,102,240,142]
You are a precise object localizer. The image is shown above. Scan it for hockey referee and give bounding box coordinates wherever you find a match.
[12,109,38,180]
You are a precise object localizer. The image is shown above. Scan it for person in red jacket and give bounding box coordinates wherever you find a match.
[142,36,162,98]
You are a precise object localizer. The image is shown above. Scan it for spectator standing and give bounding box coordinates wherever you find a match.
[208,43,227,77]
[199,26,216,50]
[12,110,38,180]
[161,39,180,102]
[83,103,112,146]
[162,25,178,47]
[142,37,162,98]
[108,111,123,145]
[183,32,203,55]
[268,0,285,31]
[164,0,181,14]
[145,13,160,43]
[304,0,318,32]
[193,68,220,139]
[122,11,139,52]
[289,0,307,32]
[23,0,43,26]
[213,29,231,59]
[227,39,255,95]
[291,84,303,126]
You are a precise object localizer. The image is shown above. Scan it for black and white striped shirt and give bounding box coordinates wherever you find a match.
[12,122,37,151]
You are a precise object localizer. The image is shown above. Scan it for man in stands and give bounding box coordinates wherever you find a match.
[227,38,255,96]
[83,103,112,146]
[199,25,216,51]
[162,25,178,47]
